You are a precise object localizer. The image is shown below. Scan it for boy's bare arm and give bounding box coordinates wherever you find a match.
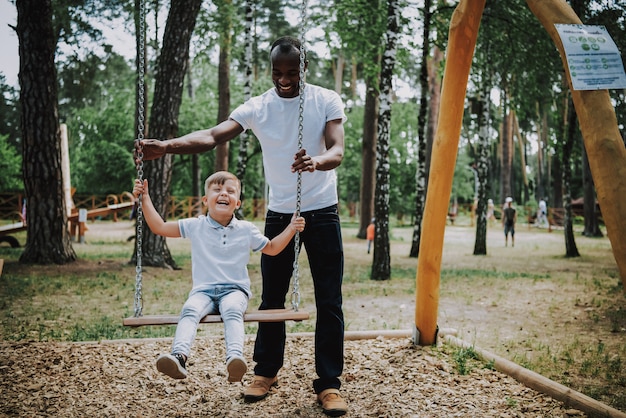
[133,179,181,238]
[261,215,305,256]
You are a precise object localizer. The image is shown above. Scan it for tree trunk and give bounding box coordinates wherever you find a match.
[185,61,202,210]
[582,145,602,237]
[371,0,398,281]
[334,53,345,94]
[513,111,530,203]
[141,0,203,269]
[215,0,233,172]
[562,96,579,257]
[500,98,513,203]
[409,0,431,258]
[527,0,626,285]
[17,0,76,264]
[425,47,442,188]
[473,70,491,256]
[357,78,379,239]
[235,1,254,219]
[415,0,485,345]
[551,135,563,209]
[536,105,547,201]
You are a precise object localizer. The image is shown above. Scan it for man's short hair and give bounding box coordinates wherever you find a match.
[270,36,306,61]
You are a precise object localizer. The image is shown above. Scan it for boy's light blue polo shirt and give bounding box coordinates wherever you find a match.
[178,214,269,298]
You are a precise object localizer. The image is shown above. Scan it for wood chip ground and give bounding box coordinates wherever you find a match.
[0,336,585,417]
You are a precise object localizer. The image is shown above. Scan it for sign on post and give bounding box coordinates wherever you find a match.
[555,24,626,91]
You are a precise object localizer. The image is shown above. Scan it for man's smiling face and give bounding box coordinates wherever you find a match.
[271,47,304,99]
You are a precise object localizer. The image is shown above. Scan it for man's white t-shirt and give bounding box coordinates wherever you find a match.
[230,84,347,213]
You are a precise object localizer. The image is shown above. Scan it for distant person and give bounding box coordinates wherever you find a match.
[448,200,458,225]
[366,218,375,254]
[486,198,496,226]
[132,171,305,383]
[535,198,548,227]
[502,197,517,247]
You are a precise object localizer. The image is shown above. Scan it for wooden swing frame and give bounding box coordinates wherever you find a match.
[123,0,310,327]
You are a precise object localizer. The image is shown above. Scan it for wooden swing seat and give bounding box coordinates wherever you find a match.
[123,308,309,327]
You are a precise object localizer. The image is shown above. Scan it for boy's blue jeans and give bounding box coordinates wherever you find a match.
[172,285,248,362]
[254,204,345,394]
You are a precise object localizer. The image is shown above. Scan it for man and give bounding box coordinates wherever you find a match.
[503,197,517,247]
[136,36,348,417]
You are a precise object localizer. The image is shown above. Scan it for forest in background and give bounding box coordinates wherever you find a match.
[1,0,625,270]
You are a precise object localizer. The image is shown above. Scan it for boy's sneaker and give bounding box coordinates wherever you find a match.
[226,356,247,382]
[156,353,187,379]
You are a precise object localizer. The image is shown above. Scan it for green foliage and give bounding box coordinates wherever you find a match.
[0,134,22,192]
[8,0,625,234]
[333,0,387,85]
[59,50,136,194]
[453,346,480,375]
[337,105,365,205]
[0,75,20,147]
[74,141,135,194]
[452,151,477,205]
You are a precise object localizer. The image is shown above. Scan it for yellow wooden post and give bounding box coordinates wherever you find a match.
[414,0,486,346]
[527,0,626,287]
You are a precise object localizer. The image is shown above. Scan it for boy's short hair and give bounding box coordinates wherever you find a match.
[204,171,241,196]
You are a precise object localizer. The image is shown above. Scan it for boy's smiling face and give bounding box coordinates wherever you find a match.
[203,179,241,221]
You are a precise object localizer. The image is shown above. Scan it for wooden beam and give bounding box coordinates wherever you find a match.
[414,0,486,346]
[123,309,310,327]
[442,333,626,418]
[68,201,135,222]
[0,222,26,236]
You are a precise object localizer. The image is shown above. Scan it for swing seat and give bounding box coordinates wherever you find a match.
[123,308,309,327]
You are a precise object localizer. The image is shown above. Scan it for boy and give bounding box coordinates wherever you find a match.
[132,171,305,382]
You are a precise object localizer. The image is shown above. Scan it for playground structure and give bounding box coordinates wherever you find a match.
[0,192,135,248]
[119,1,625,415]
[67,193,135,243]
[415,0,626,348]
[412,1,625,415]
[4,0,625,416]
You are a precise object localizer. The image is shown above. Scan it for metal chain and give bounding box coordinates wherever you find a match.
[291,0,308,312]
[133,0,146,318]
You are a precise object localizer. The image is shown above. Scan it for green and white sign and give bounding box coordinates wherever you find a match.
[555,24,626,91]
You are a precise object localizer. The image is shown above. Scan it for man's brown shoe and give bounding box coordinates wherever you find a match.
[243,375,277,402]
[317,388,348,417]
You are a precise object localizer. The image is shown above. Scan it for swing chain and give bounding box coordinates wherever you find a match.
[133,0,146,318]
[291,0,308,312]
